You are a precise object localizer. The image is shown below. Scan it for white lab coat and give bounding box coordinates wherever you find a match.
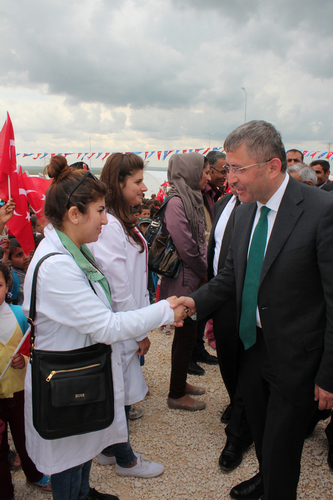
[89,213,149,405]
[22,225,174,475]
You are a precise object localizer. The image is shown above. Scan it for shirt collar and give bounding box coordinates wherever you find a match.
[257,173,289,213]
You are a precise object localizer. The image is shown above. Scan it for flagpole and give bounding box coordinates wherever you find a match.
[0,326,31,381]
[8,175,11,199]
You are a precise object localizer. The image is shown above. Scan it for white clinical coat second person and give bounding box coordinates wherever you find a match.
[89,212,150,406]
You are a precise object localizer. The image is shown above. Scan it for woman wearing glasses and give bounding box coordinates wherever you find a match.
[22,155,185,500]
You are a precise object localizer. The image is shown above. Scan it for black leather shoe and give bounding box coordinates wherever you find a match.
[87,487,119,500]
[221,404,233,424]
[196,349,219,365]
[230,473,263,500]
[328,445,333,472]
[306,408,331,437]
[219,440,243,471]
[187,361,205,376]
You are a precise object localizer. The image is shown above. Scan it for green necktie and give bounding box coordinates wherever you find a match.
[239,206,271,350]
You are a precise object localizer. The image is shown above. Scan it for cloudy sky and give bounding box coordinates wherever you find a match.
[1,0,333,157]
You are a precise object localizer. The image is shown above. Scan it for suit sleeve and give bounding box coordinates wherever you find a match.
[191,235,236,321]
[314,203,333,393]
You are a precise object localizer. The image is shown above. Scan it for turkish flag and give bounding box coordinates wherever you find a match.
[17,327,31,357]
[0,113,34,255]
[156,187,166,202]
[22,172,50,224]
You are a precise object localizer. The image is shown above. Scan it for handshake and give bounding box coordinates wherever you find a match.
[166,296,197,327]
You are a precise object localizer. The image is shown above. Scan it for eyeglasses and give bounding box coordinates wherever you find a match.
[66,170,99,210]
[224,159,273,175]
[210,165,227,175]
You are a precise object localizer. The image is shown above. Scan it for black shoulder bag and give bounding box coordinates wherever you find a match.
[145,195,182,279]
[28,253,114,440]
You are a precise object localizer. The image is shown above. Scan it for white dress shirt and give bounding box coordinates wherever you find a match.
[248,173,290,326]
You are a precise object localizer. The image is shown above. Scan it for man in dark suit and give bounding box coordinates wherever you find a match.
[175,120,333,500]
[309,159,333,192]
[207,189,252,471]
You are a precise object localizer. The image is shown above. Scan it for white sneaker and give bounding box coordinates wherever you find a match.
[129,408,144,420]
[96,453,116,465]
[115,454,164,478]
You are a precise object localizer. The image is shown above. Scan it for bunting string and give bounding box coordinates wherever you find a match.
[15,149,333,162]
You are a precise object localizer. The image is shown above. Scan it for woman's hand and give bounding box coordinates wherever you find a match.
[11,353,25,370]
[166,295,195,326]
[137,337,151,355]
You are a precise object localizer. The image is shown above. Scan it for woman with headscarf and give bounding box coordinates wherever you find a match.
[159,153,211,411]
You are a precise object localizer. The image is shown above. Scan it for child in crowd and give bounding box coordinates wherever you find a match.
[30,214,45,235]
[9,240,29,306]
[0,263,52,499]
[139,204,150,219]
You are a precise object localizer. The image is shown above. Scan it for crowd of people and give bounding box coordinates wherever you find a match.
[0,121,333,500]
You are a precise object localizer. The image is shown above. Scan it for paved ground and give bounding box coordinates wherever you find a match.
[10,326,333,499]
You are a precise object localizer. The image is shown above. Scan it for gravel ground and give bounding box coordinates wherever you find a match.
[10,327,333,500]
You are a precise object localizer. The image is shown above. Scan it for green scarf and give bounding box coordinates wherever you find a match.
[55,229,112,306]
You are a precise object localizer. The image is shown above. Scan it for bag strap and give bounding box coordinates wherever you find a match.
[28,252,62,363]
[146,194,179,249]
[28,252,101,364]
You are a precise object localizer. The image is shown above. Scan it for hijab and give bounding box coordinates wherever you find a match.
[167,153,205,244]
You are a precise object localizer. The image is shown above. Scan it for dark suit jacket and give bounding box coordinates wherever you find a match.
[322,180,333,192]
[191,176,333,407]
[207,193,233,281]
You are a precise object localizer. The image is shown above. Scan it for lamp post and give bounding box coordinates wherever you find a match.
[207,132,213,148]
[241,87,247,123]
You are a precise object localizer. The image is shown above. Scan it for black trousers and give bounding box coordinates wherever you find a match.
[0,391,43,500]
[169,318,197,399]
[239,329,315,500]
[214,301,252,448]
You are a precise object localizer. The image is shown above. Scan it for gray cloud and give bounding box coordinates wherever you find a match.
[0,0,332,152]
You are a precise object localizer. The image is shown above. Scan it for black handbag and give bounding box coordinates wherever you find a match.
[28,253,114,440]
[146,195,182,279]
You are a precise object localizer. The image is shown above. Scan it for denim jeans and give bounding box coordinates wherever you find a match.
[102,406,136,467]
[51,460,91,500]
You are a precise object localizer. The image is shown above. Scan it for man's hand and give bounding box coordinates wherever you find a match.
[171,296,196,317]
[315,384,333,410]
[166,295,196,326]
[11,353,25,370]
[136,337,151,355]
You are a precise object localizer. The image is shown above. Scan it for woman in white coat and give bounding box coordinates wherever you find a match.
[89,153,162,478]
[22,155,185,500]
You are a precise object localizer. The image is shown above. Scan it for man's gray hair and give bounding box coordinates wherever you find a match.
[224,120,287,172]
[287,163,317,185]
[206,150,226,166]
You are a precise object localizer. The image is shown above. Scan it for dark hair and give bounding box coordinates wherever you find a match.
[100,153,145,252]
[139,204,149,214]
[150,206,159,218]
[206,151,226,166]
[287,149,304,161]
[309,159,330,174]
[30,214,38,231]
[44,155,106,229]
[69,161,90,171]
[9,238,22,260]
[224,120,287,172]
[0,262,11,303]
